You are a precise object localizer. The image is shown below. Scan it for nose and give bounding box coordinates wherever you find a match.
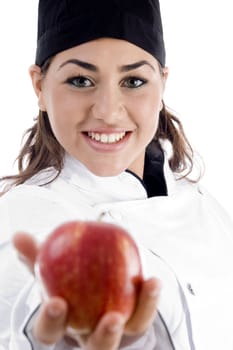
[90,84,125,124]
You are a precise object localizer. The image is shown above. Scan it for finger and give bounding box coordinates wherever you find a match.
[78,312,125,350]
[12,232,39,272]
[125,277,161,335]
[33,297,68,345]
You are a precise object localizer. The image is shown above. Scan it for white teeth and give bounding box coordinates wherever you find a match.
[87,132,126,143]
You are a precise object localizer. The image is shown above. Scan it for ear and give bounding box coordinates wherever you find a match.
[162,66,169,85]
[29,64,46,111]
[160,66,169,105]
[160,67,169,110]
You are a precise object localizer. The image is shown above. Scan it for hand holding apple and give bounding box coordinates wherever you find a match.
[13,230,160,348]
[36,220,143,333]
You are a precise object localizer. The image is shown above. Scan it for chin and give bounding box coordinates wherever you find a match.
[86,162,126,177]
[90,168,125,178]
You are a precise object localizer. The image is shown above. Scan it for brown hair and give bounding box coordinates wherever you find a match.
[0,59,198,194]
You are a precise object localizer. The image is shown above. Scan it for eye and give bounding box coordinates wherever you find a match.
[122,77,147,89]
[66,75,93,88]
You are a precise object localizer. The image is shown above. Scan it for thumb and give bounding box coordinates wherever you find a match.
[12,232,39,273]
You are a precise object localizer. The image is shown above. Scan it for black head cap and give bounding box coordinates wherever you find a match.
[36,0,166,67]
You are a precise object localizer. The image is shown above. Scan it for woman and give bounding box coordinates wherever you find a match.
[1,1,233,349]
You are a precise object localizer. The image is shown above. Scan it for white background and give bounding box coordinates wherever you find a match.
[0,1,232,217]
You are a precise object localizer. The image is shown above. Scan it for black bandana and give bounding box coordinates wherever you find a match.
[36,0,166,67]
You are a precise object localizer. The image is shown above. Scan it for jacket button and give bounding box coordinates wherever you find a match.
[187,283,195,295]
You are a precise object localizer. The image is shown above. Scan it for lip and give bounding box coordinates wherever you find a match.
[84,128,128,134]
[82,131,132,153]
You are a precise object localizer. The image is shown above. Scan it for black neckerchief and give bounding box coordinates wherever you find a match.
[126,140,168,198]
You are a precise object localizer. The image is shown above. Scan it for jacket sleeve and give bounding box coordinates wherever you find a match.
[0,186,79,349]
[0,192,40,349]
[0,238,37,349]
[0,187,85,350]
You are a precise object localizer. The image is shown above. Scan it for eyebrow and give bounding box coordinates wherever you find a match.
[58,59,155,72]
[120,60,155,72]
[58,59,98,72]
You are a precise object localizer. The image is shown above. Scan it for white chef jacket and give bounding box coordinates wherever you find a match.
[0,151,233,350]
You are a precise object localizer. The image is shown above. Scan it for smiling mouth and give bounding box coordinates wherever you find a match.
[85,131,128,144]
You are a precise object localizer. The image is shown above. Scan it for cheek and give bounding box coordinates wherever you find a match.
[50,90,74,114]
[130,92,161,129]
[45,90,83,129]
[44,99,74,145]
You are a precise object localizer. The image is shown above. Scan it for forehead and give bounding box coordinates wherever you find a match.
[51,38,158,67]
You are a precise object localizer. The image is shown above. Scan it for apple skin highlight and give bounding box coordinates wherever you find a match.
[37,221,143,332]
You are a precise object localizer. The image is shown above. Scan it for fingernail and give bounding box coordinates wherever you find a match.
[148,288,159,297]
[108,316,124,333]
[47,305,63,319]
[149,281,162,297]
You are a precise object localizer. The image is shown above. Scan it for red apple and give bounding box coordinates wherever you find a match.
[36,220,143,332]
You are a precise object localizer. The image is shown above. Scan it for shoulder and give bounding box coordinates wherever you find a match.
[0,179,78,241]
[198,183,233,228]
[0,168,97,241]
